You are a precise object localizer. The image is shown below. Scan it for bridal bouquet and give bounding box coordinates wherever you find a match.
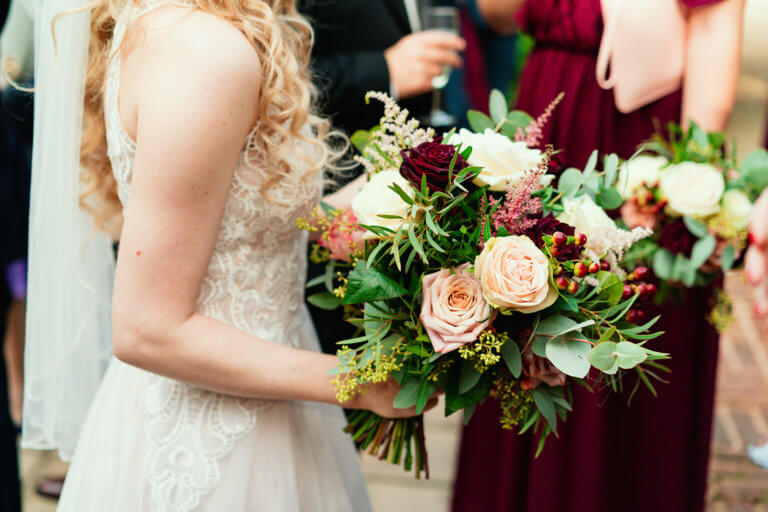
[609,123,768,322]
[301,91,666,477]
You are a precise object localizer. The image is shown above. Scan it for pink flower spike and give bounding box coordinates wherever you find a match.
[515,92,565,147]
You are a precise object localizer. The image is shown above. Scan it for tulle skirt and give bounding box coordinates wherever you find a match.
[57,309,371,512]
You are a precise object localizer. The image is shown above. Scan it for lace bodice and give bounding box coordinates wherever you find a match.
[103,5,322,511]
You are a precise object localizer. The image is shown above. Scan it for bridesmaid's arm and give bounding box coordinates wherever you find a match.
[111,12,429,419]
[475,0,526,35]
[681,0,745,132]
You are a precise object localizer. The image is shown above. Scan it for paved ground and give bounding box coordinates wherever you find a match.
[15,1,768,510]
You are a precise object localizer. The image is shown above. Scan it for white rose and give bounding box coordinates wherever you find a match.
[660,162,725,217]
[720,189,752,231]
[558,195,617,260]
[617,155,668,198]
[351,170,416,239]
[446,128,546,191]
[558,195,616,237]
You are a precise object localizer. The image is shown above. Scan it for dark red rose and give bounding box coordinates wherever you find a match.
[400,139,468,193]
[526,214,573,247]
[658,219,695,257]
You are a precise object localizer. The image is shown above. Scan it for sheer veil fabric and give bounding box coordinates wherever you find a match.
[23,0,116,460]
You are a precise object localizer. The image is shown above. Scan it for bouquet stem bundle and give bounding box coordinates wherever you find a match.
[345,412,429,478]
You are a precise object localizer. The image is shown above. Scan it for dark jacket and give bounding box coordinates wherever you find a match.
[299,0,432,135]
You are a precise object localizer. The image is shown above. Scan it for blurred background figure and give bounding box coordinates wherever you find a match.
[0,0,33,508]
[452,1,745,512]
[442,0,526,127]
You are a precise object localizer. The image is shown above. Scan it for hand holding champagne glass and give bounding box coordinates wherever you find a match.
[384,14,464,102]
[420,1,461,127]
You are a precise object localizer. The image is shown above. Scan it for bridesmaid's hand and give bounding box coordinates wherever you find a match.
[349,378,441,419]
[746,190,768,317]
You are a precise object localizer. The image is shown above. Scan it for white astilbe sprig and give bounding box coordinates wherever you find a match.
[584,225,653,278]
[355,91,436,174]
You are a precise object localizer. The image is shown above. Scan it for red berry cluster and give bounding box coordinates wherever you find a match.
[622,266,656,324]
[633,184,667,215]
[553,247,610,296]
[549,230,586,261]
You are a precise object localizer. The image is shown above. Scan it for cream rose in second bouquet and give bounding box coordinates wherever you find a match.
[719,189,752,231]
[660,162,725,217]
[420,264,494,354]
[474,236,558,314]
[351,170,416,239]
[617,155,668,198]
[446,128,545,191]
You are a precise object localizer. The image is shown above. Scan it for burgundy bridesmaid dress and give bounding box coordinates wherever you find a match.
[452,1,721,511]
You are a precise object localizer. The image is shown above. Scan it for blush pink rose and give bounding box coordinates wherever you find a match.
[318,209,365,262]
[420,264,494,354]
[520,350,566,390]
[474,236,558,314]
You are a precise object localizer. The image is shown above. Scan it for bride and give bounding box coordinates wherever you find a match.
[21,0,437,509]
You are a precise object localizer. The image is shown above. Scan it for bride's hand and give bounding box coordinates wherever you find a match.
[348,378,442,419]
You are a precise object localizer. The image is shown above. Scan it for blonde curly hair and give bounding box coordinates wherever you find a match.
[80,0,330,238]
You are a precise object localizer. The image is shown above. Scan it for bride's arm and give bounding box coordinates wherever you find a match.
[112,14,427,418]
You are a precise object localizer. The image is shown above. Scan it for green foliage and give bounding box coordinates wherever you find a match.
[467,110,495,132]
[307,292,341,310]
[343,262,407,304]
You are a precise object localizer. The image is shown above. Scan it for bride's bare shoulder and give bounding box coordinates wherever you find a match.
[124,6,261,87]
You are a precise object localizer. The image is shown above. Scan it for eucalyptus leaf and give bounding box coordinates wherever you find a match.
[500,111,535,138]
[615,341,648,369]
[393,378,420,409]
[558,168,583,197]
[489,89,508,124]
[603,153,619,187]
[652,249,675,280]
[583,150,598,178]
[721,244,737,271]
[467,110,495,132]
[596,188,623,210]
[683,216,709,239]
[545,333,591,378]
[415,380,437,414]
[690,235,716,269]
[459,359,482,394]
[740,148,768,192]
[307,292,341,311]
[500,339,522,378]
[532,388,558,434]
[588,342,620,374]
[537,315,594,338]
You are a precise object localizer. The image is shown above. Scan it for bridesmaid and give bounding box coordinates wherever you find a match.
[452,1,744,511]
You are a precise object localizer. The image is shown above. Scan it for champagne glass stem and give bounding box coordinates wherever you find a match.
[431,88,442,118]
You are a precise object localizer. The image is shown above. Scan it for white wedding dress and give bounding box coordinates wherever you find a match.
[56,4,371,511]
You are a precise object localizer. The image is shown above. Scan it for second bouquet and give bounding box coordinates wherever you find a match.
[301,91,668,478]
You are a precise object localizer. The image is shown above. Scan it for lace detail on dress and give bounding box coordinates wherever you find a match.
[103,5,322,511]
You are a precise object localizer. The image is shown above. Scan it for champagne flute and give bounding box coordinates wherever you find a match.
[419,3,459,129]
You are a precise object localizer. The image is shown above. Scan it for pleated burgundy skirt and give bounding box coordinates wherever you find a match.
[451,1,721,511]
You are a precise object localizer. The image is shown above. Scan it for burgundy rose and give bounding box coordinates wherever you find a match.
[400,139,468,193]
[526,213,574,247]
[658,219,696,256]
